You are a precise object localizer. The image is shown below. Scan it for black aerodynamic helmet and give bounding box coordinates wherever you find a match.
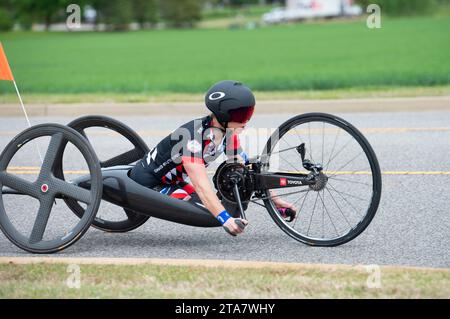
[205,80,255,124]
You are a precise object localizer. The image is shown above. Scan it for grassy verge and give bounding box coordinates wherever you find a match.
[1,85,449,104]
[0,262,449,298]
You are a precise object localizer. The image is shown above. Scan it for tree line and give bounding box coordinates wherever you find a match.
[355,0,443,16]
[0,0,441,31]
[0,0,283,31]
[0,0,199,31]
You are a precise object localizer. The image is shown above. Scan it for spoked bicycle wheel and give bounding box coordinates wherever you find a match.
[260,113,382,246]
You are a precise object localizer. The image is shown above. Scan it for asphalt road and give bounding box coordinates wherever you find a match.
[0,110,449,268]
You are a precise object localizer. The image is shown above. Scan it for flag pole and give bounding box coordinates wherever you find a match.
[2,42,51,207]
[12,80,43,162]
[13,80,32,128]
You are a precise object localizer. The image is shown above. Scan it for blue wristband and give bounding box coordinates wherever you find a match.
[240,151,250,165]
[217,210,232,225]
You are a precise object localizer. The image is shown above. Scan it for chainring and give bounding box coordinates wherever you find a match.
[213,161,254,203]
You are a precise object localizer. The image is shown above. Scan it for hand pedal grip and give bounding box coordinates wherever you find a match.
[235,219,246,230]
[223,219,246,236]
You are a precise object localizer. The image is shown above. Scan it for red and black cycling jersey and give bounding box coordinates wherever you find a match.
[136,115,247,185]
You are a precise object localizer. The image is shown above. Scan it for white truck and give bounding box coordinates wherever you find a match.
[263,0,363,24]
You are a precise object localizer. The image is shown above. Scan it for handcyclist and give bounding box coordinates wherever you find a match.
[130,80,297,236]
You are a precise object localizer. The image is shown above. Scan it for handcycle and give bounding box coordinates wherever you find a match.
[0,113,382,254]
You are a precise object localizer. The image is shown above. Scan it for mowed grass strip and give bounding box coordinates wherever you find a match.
[0,263,449,298]
[0,16,449,95]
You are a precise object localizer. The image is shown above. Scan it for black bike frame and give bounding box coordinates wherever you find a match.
[1,166,316,227]
[253,172,314,191]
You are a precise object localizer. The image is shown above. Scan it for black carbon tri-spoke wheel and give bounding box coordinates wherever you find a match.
[259,113,382,247]
[54,115,150,233]
[0,124,102,253]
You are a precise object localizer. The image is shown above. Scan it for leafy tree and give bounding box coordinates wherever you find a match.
[229,0,259,6]
[87,0,134,31]
[102,0,133,30]
[0,7,13,30]
[355,0,437,16]
[13,0,72,30]
[133,0,158,28]
[159,0,202,28]
[88,0,107,29]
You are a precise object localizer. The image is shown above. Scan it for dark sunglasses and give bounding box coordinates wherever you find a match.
[228,106,255,123]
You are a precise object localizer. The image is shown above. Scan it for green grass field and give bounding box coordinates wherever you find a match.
[0,16,449,96]
[1,262,449,298]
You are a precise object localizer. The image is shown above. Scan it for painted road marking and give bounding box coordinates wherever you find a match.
[1,127,450,137]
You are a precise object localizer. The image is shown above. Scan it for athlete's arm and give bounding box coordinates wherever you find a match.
[183,161,247,235]
[225,132,249,164]
[183,161,224,216]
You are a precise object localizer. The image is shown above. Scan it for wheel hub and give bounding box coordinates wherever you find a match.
[309,173,328,192]
[40,184,49,193]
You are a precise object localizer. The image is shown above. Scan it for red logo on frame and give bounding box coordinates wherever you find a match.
[280,178,287,186]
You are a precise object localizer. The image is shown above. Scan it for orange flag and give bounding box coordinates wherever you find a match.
[0,42,14,81]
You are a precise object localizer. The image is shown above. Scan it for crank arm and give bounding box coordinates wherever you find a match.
[232,183,247,220]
